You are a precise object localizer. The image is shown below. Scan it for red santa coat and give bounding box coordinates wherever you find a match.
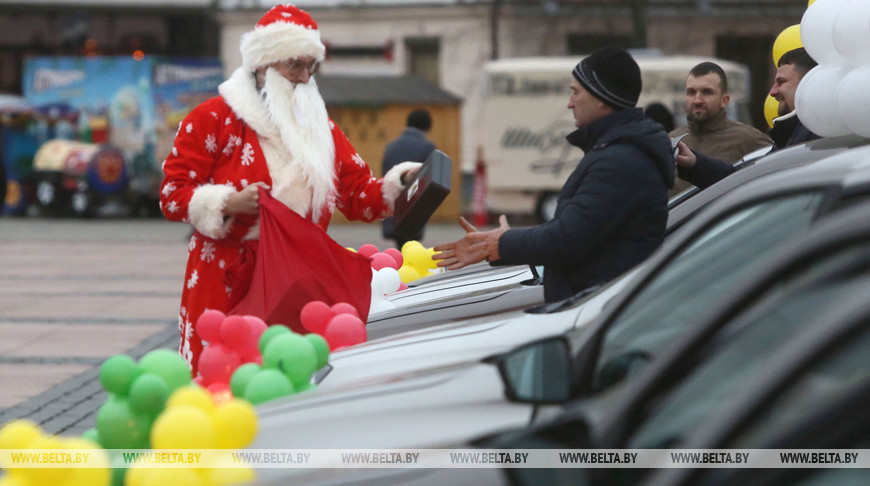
[160,68,412,373]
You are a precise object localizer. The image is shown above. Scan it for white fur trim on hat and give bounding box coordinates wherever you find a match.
[382,161,422,212]
[241,21,326,70]
[188,184,237,239]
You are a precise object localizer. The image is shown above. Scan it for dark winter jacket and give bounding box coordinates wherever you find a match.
[678,111,820,189]
[499,108,674,302]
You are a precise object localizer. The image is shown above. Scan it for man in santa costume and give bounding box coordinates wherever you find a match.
[160,4,421,374]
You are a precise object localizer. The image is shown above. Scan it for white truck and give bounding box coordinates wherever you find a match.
[479,55,753,221]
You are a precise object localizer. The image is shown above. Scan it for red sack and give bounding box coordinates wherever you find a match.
[227,188,372,332]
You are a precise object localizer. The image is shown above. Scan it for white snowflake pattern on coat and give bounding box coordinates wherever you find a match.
[205,133,218,153]
[188,236,197,252]
[223,134,241,155]
[351,153,366,168]
[166,201,180,213]
[241,143,255,166]
[201,241,216,263]
[210,111,218,119]
[189,170,197,179]
[161,182,176,197]
[172,147,178,157]
[185,122,194,134]
[187,269,199,289]
[241,179,249,187]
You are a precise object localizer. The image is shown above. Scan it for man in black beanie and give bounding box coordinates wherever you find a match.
[435,46,674,302]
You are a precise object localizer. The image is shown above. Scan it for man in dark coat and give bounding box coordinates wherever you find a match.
[381,109,436,248]
[434,47,674,302]
[675,48,819,189]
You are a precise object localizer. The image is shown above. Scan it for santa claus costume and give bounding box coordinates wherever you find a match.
[160,4,418,374]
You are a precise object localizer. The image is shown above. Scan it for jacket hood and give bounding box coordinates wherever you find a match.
[567,108,675,189]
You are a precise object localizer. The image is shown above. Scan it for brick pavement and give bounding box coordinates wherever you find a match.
[0,217,466,436]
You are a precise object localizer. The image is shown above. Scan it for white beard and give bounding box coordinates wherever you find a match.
[261,68,335,223]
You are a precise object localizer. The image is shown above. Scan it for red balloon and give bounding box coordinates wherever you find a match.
[206,382,233,404]
[197,344,242,385]
[196,309,225,344]
[384,248,403,267]
[193,375,205,386]
[239,316,268,360]
[221,316,251,350]
[324,314,367,351]
[330,302,360,318]
[300,301,335,335]
[357,244,379,258]
[398,282,409,291]
[371,252,399,270]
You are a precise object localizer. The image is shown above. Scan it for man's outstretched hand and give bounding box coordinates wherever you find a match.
[433,215,510,270]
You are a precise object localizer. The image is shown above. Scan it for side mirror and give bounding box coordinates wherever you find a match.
[497,337,572,404]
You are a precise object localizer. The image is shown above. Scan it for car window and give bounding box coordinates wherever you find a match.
[592,192,826,391]
[624,245,870,450]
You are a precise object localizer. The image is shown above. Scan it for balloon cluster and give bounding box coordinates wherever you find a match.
[126,385,258,486]
[94,349,192,450]
[228,324,329,405]
[300,301,366,351]
[397,241,440,284]
[195,311,268,388]
[795,0,870,137]
[0,420,110,486]
[352,241,441,315]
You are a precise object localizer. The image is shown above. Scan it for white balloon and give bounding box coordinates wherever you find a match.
[832,0,870,65]
[370,268,383,301]
[801,0,850,64]
[377,267,402,295]
[796,64,852,137]
[836,64,870,137]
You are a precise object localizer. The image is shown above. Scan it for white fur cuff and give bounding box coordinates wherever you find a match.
[382,161,423,211]
[188,184,237,239]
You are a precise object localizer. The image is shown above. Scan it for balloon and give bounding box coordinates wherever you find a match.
[243,369,294,405]
[299,301,335,334]
[262,333,318,387]
[138,467,204,486]
[324,314,367,350]
[773,24,802,65]
[206,382,233,405]
[24,435,68,484]
[151,405,217,449]
[95,397,152,449]
[198,343,242,385]
[370,268,384,299]
[330,302,359,318]
[137,349,191,392]
[384,247,404,267]
[202,452,257,486]
[763,95,779,128]
[196,309,225,343]
[304,333,330,370]
[239,316,268,359]
[0,420,40,455]
[214,400,258,449]
[166,385,217,415]
[801,0,849,65]
[808,0,815,5]
[425,247,439,269]
[832,0,870,65]
[371,252,398,270]
[795,64,852,136]
[357,243,379,257]
[63,437,111,486]
[128,373,170,416]
[401,240,423,253]
[378,267,402,294]
[99,355,139,396]
[836,64,870,137]
[230,362,261,397]
[399,282,409,291]
[258,324,291,354]
[220,315,251,349]
[403,244,430,270]
[398,264,421,283]
[81,427,100,445]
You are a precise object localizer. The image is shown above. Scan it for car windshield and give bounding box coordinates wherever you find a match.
[591,192,826,392]
[626,243,870,449]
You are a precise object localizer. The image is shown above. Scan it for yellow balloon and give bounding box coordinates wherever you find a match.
[139,467,204,486]
[166,386,216,416]
[214,400,258,449]
[808,0,815,5]
[763,95,780,128]
[0,420,41,452]
[151,406,218,450]
[203,452,256,486]
[400,240,423,253]
[345,247,357,253]
[24,435,68,485]
[772,24,802,65]
[397,264,421,283]
[62,437,111,486]
[404,245,432,273]
[0,475,26,486]
[425,247,438,270]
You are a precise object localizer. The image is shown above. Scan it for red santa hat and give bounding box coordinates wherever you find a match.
[240,4,326,70]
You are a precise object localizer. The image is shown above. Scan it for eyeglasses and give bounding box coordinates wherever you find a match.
[275,58,320,76]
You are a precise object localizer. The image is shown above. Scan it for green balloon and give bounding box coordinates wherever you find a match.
[100,355,139,396]
[137,349,191,391]
[110,452,128,486]
[243,369,294,405]
[295,382,317,393]
[81,427,100,444]
[263,333,317,387]
[95,396,152,449]
[258,325,291,354]
[304,333,330,370]
[230,363,262,398]
[128,373,170,416]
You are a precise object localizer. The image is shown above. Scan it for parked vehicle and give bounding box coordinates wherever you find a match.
[249,138,870,486]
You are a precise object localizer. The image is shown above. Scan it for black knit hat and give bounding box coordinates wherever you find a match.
[572,47,642,110]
